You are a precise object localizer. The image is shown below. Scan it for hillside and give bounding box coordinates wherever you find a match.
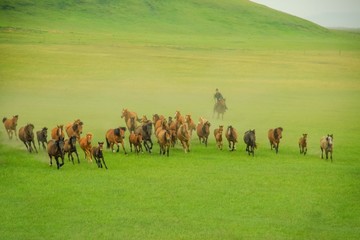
[0,0,338,42]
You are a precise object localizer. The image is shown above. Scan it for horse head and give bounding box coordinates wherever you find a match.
[327,134,333,147]
[121,109,128,119]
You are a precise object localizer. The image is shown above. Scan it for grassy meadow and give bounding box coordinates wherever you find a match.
[1,0,360,239]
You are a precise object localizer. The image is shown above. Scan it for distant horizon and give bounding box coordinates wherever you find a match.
[251,0,360,29]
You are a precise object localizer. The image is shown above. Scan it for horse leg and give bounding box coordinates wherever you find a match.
[330,151,332,162]
[49,155,53,166]
[74,151,80,164]
[32,140,38,153]
[60,155,64,167]
[55,156,60,169]
[275,142,279,154]
[120,141,127,154]
[102,157,108,169]
[320,148,324,159]
[304,147,307,156]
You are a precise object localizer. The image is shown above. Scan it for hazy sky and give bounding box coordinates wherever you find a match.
[251,0,360,28]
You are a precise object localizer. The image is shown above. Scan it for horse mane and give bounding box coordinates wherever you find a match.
[274,128,278,139]
[72,123,78,131]
[2,117,6,123]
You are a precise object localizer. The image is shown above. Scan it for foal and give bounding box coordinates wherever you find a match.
[92,142,107,169]
[298,133,308,155]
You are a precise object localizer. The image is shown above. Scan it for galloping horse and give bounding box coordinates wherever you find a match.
[185,114,196,137]
[244,129,257,156]
[268,127,283,154]
[65,119,83,141]
[36,127,48,150]
[135,121,153,153]
[157,129,171,156]
[105,127,127,154]
[51,125,65,140]
[122,109,140,132]
[64,136,80,164]
[47,138,65,169]
[3,115,19,140]
[19,124,38,153]
[214,125,224,150]
[177,123,190,153]
[79,133,93,162]
[225,125,238,151]
[196,120,211,147]
[320,134,333,162]
[129,132,143,154]
[213,99,227,120]
[298,133,308,155]
[92,142,107,169]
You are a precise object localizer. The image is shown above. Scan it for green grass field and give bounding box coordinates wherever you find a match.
[1,0,360,239]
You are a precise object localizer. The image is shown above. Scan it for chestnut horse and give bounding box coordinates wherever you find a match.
[225,125,238,151]
[3,115,19,140]
[105,127,127,154]
[19,124,38,153]
[65,119,83,140]
[244,129,257,156]
[79,133,93,162]
[268,127,283,154]
[51,125,65,140]
[298,133,308,155]
[177,124,190,153]
[157,129,171,156]
[129,132,143,154]
[36,127,48,150]
[320,134,333,162]
[196,120,211,147]
[47,138,65,169]
[122,109,140,132]
[92,142,107,169]
[214,125,224,150]
[185,114,196,137]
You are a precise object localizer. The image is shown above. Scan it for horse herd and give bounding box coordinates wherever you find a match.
[2,110,334,170]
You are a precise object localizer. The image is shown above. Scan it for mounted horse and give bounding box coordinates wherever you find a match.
[92,142,107,169]
[105,127,127,154]
[299,133,308,155]
[213,99,227,120]
[79,133,93,162]
[3,115,19,140]
[196,120,211,147]
[64,135,80,164]
[214,125,224,150]
[65,119,83,141]
[320,134,333,162]
[36,127,48,150]
[268,127,283,154]
[47,138,65,169]
[19,123,38,153]
[225,125,238,151]
[244,129,257,156]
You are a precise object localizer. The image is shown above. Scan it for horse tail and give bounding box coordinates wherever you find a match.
[2,117,7,123]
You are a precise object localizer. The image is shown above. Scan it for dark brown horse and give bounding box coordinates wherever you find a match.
[51,125,65,140]
[36,127,48,150]
[64,136,80,164]
[135,121,153,153]
[92,142,107,169]
[244,129,257,156]
[105,127,127,154]
[320,134,333,162]
[298,133,308,155]
[65,119,83,141]
[3,115,19,140]
[268,127,283,154]
[19,124,38,153]
[196,120,211,147]
[213,99,227,120]
[225,125,238,151]
[47,138,65,169]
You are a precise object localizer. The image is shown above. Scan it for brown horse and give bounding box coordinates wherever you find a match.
[268,127,283,154]
[105,127,127,154]
[225,125,238,151]
[213,99,227,119]
[135,121,153,153]
[65,119,83,140]
[47,138,65,169]
[129,132,143,154]
[36,127,48,150]
[244,129,257,156]
[3,115,19,140]
[92,142,107,169]
[79,133,93,162]
[320,134,333,162]
[174,111,185,130]
[122,109,140,131]
[19,124,38,153]
[51,125,65,140]
[196,120,211,147]
[177,124,190,153]
[298,133,308,155]
[185,114,196,137]
[64,136,80,164]
[157,129,171,156]
[214,125,224,150]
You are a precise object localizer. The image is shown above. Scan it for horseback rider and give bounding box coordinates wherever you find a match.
[214,88,228,109]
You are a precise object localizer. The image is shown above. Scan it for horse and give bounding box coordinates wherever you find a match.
[105,127,127,154]
[214,125,224,150]
[79,133,93,162]
[268,127,283,154]
[3,115,19,140]
[196,120,211,147]
[244,129,257,156]
[225,125,238,151]
[36,127,48,150]
[122,109,140,132]
[157,129,171,156]
[213,99,227,120]
[129,132,143,154]
[174,111,185,130]
[177,124,190,153]
[298,133,308,155]
[135,121,153,153]
[92,142,107,169]
[65,119,83,141]
[64,136,80,164]
[320,134,333,162]
[47,138,65,169]
[18,124,38,153]
[185,114,196,137]
[51,125,65,140]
